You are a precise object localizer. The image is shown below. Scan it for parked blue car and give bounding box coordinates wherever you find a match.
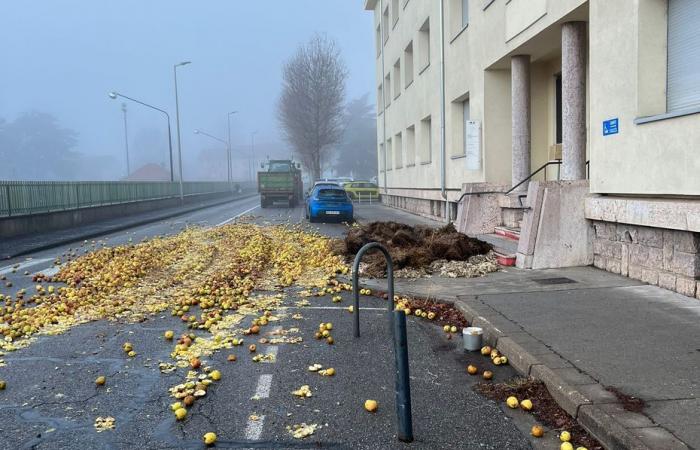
[305,185,354,222]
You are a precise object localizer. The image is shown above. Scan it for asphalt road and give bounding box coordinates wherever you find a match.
[0,199,534,449]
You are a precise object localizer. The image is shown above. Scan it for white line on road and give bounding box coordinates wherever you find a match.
[253,374,273,399]
[284,306,387,311]
[244,414,265,441]
[215,205,259,227]
[0,258,53,276]
[33,266,61,277]
[266,346,279,362]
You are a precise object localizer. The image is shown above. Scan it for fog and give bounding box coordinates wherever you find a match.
[0,0,375,182]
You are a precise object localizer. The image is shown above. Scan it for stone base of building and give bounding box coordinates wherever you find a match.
[586,196,700,300]
[380,189,461,222]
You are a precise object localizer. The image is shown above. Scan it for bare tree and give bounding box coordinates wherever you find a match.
[278,34,348,180]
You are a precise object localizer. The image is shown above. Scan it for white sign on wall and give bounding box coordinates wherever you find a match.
[465,120,482,170]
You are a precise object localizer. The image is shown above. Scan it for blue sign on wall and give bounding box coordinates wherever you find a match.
[603,118,619,136]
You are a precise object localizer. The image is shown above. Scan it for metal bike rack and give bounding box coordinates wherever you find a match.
[352,242,413,443]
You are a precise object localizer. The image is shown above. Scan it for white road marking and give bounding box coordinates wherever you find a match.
[244,414,265,440]
[33,266,61,277]
[215,205,259,227]
[0,258,53,276]
[253,374,273,399]
[285,306,387,311]
[266,346,279,362]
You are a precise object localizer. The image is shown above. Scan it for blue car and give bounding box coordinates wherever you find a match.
[305,185,354,223]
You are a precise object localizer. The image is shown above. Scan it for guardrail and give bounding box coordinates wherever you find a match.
[0,181,249,217]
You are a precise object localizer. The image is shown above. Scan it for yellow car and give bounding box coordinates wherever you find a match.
[343,181,380,201]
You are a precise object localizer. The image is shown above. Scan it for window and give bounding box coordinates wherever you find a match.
[375,25,381,57]
[386,137,393,170]
[667,0,700,111]
[406,125,416,166]
[420,116,432,164]
[462,0,469,28]
[394,132,403,168]
[382,6,390,43]
[385,73,392,106]
[404,42,414,87]
[392,0,400,26]
[377,83,384,114]
[393,59,401,99]
[449,98,469,157]
[418,19,431,71]
[379,143,385,171]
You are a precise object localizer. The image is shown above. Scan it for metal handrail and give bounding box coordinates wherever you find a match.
[351,242,413,443]
[454,159,591,204]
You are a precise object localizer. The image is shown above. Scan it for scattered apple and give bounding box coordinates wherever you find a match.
[203,432,217,446]
[506,396,519,409]
[95,376,106,386]
[364,399,378,412]
[531,425,544,438]
[467,365,478,375]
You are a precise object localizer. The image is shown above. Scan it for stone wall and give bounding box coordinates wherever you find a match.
[382,194,458,222]
[592,221,700,299]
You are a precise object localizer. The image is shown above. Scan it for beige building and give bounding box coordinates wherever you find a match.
[365,0,700,298]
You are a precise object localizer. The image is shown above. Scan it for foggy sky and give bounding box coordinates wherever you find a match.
[0,0,374,180]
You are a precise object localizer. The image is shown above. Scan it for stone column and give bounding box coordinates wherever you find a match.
[561,21,587,180]
[511,55,531,190]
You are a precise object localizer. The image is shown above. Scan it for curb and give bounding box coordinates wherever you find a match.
[3,193,258,259]
[453,299,689,450]
[350,277,688,450]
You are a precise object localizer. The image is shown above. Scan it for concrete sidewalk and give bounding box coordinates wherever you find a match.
[359,266,698,449]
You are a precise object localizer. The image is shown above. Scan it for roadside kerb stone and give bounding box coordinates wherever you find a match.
[578,405,651,450]
[352,279,675,450]
[452,294,660,450]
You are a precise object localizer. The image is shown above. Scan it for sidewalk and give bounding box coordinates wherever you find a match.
[0,193,256,259]
[359,265,698,449]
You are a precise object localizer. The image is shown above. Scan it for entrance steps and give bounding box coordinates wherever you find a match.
[478,226,520,267]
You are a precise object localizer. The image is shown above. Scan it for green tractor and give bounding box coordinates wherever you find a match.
[257,160,304,208]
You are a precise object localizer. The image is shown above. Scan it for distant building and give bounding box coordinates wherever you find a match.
[124,163,170,182]
[365,0,700,298]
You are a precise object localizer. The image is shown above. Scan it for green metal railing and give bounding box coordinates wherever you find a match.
[0,181,241,217]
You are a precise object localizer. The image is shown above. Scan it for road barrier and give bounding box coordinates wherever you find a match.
[0,181,251,217]
[352,242,414,443]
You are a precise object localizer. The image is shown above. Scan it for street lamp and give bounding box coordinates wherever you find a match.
[250,131,258,183]
[193,128,231,190]
[108,91,174,182]
[120,103,130,177]
[174,61,191,201]
[227,111,238,191]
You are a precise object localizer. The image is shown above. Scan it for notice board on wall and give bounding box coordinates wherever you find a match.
[465,120,482,171]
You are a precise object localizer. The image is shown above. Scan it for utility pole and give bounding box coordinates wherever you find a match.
[250,131,258,183]
[174,61,191,201]
[121,103,130,177]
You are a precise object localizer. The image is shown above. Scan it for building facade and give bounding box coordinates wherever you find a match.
[365,0,700,298]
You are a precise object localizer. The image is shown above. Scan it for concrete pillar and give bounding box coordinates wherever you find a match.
[561,21,587,180]
[511,55,531,190]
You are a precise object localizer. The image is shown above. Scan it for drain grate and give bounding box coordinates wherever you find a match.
[533,277,577,285]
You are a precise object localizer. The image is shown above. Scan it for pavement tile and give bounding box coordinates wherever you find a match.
[577,383,620,404]
[551,367,597,386]
[578,405,651,450]
[632,426,690,450]
[532,352,574,369]
[597,403,656,429]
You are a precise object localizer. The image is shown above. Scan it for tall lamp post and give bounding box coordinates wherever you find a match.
[120,103,130,177]
[174,61,191,201]
[227,111,238,191]
[194,129,232,191]
[108,91,174,182]
[250,131,258,183]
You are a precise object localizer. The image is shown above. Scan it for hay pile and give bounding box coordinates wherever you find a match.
[333,222,493,278]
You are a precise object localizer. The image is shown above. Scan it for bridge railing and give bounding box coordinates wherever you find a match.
[0,181,243,217]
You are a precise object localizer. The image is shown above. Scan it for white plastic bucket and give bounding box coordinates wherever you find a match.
[462,327,483,351]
